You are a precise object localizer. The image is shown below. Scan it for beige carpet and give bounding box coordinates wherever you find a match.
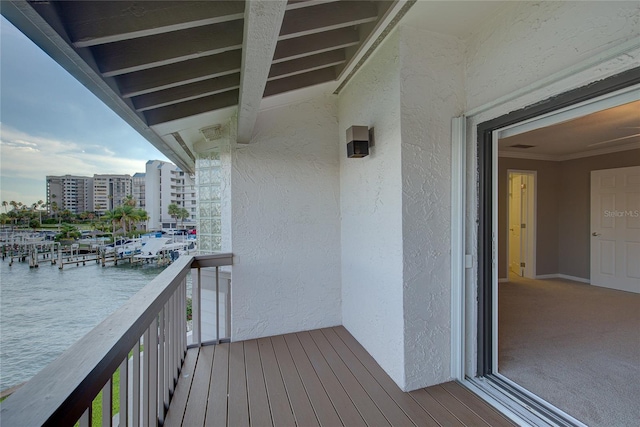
[498,275,640,427]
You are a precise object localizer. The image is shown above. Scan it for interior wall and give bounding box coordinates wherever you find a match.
[498,150,640,281]
[338,30,406,387]
[230,95,342,341]
[398,25,464,390]
[558,149,640,279]
[498,158,560,279]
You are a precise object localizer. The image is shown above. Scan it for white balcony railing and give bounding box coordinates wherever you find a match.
[0,253,233,426]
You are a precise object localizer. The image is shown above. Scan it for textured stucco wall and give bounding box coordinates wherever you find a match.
[338,30,406,387]
[230,96,342,340]
[399,26,465,390]
[463,1,640,376]
[466,1,640,111]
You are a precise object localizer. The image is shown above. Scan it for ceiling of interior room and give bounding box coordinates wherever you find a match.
[499,100,640,160]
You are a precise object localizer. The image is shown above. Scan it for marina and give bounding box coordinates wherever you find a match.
[1,231,197,269]
[0,234,181,393]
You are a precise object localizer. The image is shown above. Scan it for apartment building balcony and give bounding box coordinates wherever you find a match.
[0,254,513,427]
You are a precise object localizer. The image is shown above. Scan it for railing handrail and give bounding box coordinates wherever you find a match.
[0,253,233,426]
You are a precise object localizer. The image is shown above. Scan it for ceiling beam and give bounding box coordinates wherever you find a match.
[60,1,245,48]
[279,1,378,40]
[237,0,288,144]
[117,50,242,98]
[272,27,359,64]
[94,20,244,77]
[145,90,239,126]
[268,50,345,81]
[264,67,336,97]
[132,74,241,112]
[286,0,341,11]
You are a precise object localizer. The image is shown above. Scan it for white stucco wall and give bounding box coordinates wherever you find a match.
[466,0,640,111]
[230,95,342,340]
[462,1,640,376]
[338,30,406,387]
[399,26,465,390]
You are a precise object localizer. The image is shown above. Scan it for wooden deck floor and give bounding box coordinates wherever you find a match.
[164,326,515,427]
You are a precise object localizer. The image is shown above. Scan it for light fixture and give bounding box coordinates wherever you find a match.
[346,125,371,158]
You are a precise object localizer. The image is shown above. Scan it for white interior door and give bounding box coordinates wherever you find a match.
[591,166,640,293]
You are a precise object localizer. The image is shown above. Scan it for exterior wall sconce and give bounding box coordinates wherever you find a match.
[346,125,372,158]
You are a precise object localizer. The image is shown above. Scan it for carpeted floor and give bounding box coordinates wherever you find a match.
[498,275,640,427]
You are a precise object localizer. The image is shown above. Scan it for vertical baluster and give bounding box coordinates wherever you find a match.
[167,296,175,395]
[119,356,128,427]
[158,307,166,424]
[79,406,91,427]
[193,267,201,345]
[132,340,141,427]
[102,377,112,427]
[172,292,178,384]
[180,280,185,360]
[149,317,158,426]
[215,266,220,343]
[226,275,231,339]
[142,327,150,427]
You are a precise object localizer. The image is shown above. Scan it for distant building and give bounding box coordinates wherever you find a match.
[46,175,93,214]
[132,172,146,210]
[93,174,132,214]
[145,160,196,230]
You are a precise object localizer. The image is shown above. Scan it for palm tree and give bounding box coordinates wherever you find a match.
[168,203,181,228]
[103,208,123,236]
[136,209,149,231]
[119,205,136,233]
[2,201,7,214]
[178,208,190,228]
[123,195,136,207]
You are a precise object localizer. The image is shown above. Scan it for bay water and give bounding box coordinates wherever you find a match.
[0,258,164,391]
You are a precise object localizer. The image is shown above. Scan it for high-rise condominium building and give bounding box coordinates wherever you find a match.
[132,173,146,210]
[93,175,132,214]
[46,175,94,214]
[144,160,196,230]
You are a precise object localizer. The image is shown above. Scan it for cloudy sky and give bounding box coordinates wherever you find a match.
[0,16,168,206]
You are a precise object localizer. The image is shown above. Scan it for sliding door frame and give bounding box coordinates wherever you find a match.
[475,67,640,424]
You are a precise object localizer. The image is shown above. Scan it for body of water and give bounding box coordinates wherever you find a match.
[0,257,164,391]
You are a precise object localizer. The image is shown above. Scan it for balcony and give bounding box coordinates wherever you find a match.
[0,254,513,427]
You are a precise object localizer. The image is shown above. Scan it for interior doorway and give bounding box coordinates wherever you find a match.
[507,171,535,279]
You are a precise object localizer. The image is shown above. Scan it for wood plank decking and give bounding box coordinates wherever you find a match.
[164,326,515,427]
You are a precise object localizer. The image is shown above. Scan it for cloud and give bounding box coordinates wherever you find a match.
[0,123,148,179]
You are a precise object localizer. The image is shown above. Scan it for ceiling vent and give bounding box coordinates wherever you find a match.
[200,125,223,142]
[510,144,536,149]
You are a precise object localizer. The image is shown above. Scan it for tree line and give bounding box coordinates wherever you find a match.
[0,196,149,237]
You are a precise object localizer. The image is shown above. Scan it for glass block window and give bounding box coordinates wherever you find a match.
[195,152,222,254]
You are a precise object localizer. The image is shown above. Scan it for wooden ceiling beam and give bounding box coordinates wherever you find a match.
[236,0,288,144]
[144,90,239,126]
[60,1,245,48]
[285,0,341,11]
[264,67,336,97]
[279,1,378,40]
[132,74,241,112]
[117,50,242,98]
[94,20,244,77]
[268,50,345,81]
[272,27,359,63]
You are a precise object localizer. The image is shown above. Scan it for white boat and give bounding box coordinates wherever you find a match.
[134,238,196,262]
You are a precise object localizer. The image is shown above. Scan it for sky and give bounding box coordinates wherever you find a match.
[0,16,169,206]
